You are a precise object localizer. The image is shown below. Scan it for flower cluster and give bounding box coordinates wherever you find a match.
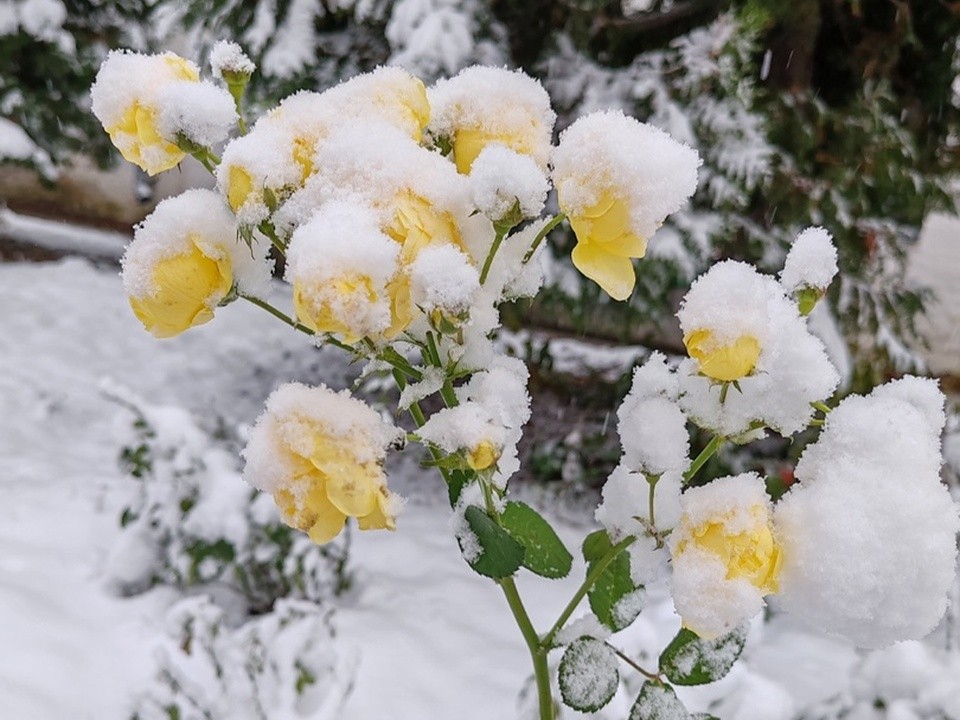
[94,46,959,720]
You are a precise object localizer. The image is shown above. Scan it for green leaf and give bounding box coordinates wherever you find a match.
[447,470,469,508]
[501,501,573,579]
[558,637,619,712]
[582,529,612,562]
[462,506,524,578]
[659,625,748,686]
[629,682,690,720]
[586,540,644,631]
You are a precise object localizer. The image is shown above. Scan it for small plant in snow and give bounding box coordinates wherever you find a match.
[130,596,354,720]
[106,384,349,614]
[91,46,960,719]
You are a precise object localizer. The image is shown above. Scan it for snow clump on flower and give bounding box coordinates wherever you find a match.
[91,50,201,175]
[121,189,270,338]
[209,39,255,79]
[669,473,782,639]
[595,466,682,585]
[775,377,960,648]
[156,80,237,149]
[551,110,700,301]
[409,243,480,319]
[428,65,556,174]
[617,352,690,476]
[285,201,402,344]
[469,145,549,225]
[779,226,838,293]
[243,383,403,544]
[677,260,840,437]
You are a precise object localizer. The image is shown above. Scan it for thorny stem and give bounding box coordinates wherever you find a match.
[542,535,636,649]
[608,643,662,682]
[522,213,566,264]
[682,434,724,485]
[479,225,507,285]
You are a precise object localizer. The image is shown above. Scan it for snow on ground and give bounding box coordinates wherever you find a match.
[2,256,959,719]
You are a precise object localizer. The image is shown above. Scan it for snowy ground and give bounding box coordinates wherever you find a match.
[2,256,959,719]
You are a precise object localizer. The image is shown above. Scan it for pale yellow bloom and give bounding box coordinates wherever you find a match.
[128,236,232,338]
[253,400,397,545]
[384,191,465,263]
[683,329,761,382]
[452,123,539,175]
[679,510,782,595]
[672,481,783,638]
[293,274,378,344]
[562,189,646,302]
[102,55,200,175]
[467,440,500,471]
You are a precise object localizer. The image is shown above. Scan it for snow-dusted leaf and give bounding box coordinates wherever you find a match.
[462,506,524,578]
[582,533,641,631]
[558,637,619,712]
[629,681,691,720]
[658,625,747,686]
[501,501,573,579]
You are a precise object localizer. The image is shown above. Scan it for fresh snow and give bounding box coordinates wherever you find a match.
[1,253,959,718]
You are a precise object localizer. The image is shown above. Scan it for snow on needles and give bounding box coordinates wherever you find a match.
[775,377,960,648]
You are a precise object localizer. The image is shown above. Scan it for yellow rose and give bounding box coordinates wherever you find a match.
[94,53,200,175]
[128,236,232,338]
[466,439,500,471]
[243,384,400,545]
[562,189,647,302]
[678,509,782,595]
[683,329,761,382]
[670,474,782,638]
[293,274,379,344]
[452,124,537,175]
[384,191,465,263]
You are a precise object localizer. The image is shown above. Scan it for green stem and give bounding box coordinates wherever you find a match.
[522,213,566,264]
[500,577,555,720]
[683,435,724,485]
[392,369,450,485]
[425,331,442,367]
[608,643,661,682]
[479,226,507,285]
[647,474,660,528]
[812,401,832,415]
[257,220,286,254]
[542,535,636,649]
[240,294,314,336]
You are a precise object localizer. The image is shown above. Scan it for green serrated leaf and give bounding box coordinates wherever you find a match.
[582,529,613,562]
[588,546,642,631]
[501,501,573,579]
[462,506,524,578]
[659,625,748,686]
[558,637,619,713]
[629,682,690,720]
[447,470,469,508]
